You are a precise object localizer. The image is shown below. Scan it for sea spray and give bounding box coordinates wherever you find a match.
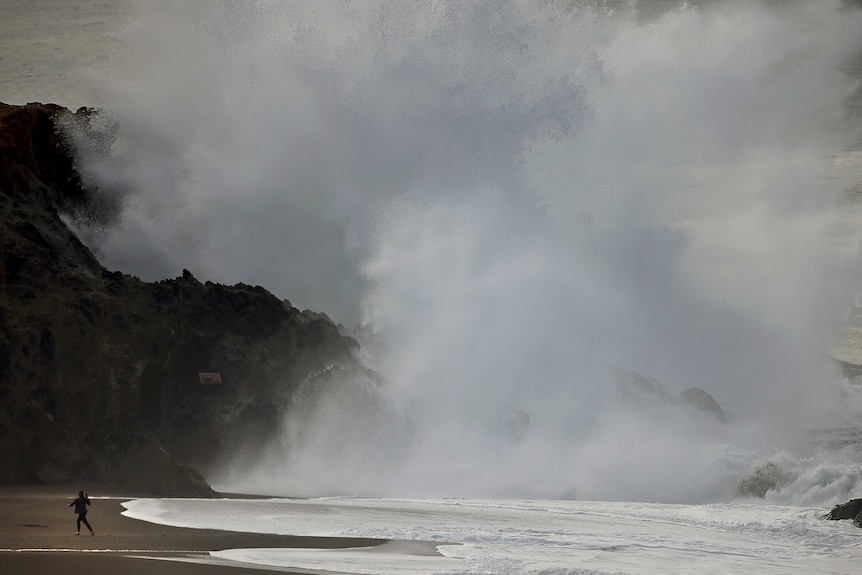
[64,0,862,503]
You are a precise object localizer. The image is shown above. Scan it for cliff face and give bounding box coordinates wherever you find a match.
[0,103,361,495]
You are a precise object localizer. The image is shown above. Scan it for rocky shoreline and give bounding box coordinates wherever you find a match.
[0,102,365,495]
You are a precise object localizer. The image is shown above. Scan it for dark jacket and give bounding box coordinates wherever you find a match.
[69,495,90,515]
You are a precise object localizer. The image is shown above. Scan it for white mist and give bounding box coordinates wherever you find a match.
[68,0,862,503]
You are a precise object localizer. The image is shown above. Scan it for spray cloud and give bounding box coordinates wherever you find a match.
[68,0,862,502]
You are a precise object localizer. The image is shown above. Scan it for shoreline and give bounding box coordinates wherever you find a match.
[0,485,388,575]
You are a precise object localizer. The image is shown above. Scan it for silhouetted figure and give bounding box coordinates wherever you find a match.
[69,490,94,535]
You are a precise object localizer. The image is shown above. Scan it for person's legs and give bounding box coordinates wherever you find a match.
[75,515,81,534]
[81,514,93,534]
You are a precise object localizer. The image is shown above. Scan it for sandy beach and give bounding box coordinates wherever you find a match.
[0,485,386,574]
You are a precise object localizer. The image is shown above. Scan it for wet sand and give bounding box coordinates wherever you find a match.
[0,485,387,574]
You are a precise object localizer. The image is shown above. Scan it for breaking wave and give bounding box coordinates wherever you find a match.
[65,0,862,504]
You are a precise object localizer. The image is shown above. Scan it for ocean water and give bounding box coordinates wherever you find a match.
[6,1,862,572]
[120,496,862,574]
[0,0,126,109]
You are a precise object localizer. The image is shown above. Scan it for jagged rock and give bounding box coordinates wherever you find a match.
[91,432,215,497]
[301,309,334,325]
[612,367,677,408]
[833,356,862,381]
[826,498,862,526]
[679,387,727,423]
[0,102,364,495]
[736,462,795,498]
[612,368,726,423]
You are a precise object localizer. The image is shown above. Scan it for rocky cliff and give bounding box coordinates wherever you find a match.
[0,103,363,495]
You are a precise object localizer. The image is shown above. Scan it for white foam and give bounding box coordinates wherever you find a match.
[121,497,862,575]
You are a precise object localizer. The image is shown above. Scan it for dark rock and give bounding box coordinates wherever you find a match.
[736,462,795,499]
[0,102,367,495]
[836,358,862,380]
[612,368,726,424]
[612,367,676,408]
[90,432,215,497]
[301,309,335,325]
[679,387,727,423]
[826,498,862,523]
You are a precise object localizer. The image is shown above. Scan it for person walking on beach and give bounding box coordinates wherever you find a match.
[69,490,94,535]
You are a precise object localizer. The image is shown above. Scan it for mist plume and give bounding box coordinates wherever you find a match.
[67,0,862,503]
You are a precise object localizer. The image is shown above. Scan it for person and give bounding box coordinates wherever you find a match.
[68,490,94,535]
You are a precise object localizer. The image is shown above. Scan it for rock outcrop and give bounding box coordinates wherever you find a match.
[735,461,795,499]
[0,103,362,495]
[611,367,727,423]
[679,387,727,424]
[826,498,862,527]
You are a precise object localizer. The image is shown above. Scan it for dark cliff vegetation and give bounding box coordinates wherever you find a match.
[0,103,362,495]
